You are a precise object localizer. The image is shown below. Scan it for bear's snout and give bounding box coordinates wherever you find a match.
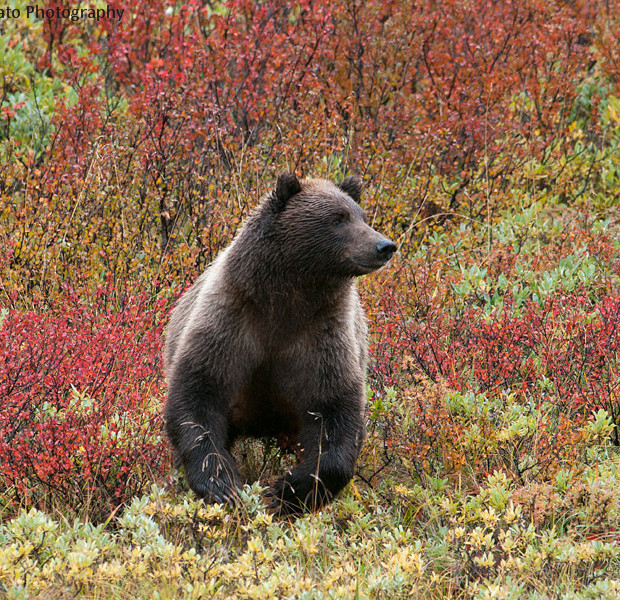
[375,239,397,264]
[347,228,396,274]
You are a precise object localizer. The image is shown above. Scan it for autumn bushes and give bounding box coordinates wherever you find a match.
[3,0,619,312]
[1,0,620,521]
[0,287,169,518]
[362,210,620,489]
[2,0,618,299]
[5,206,616,520]
[4,0,619,230]
[1,3,620,596]
[366,287,620,482]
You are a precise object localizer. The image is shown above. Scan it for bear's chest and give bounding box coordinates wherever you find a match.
[228,360,302,439]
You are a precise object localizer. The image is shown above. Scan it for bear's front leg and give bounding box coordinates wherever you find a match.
[266,407,365,515]
[165,374,242,505]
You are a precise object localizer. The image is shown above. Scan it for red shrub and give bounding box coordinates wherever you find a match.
[408,293,620,424]
[0,288,169,518]
[31,0,610,213]
[362,261,620,485]
[370,276,620,438]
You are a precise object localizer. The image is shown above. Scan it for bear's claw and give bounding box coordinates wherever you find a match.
[265,476,319,516]
[189,472,240,507]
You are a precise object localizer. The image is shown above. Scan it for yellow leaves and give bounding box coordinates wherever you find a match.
[294,521,322,556]
[582,409,615,445]
[503,501,522,525]
[245,534,264,554]
[95,559,127,580]
[0,543,36,584]
[473,551,495,568]
[2,477,620,598]
[480,507,499,528]
[499,530,518,555]
[66,544,98,582]
[386,546,425,578]
[568,120,585,140]
[466,526,495,551]
[605,96,620,124]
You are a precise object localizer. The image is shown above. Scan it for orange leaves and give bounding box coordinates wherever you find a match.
[0,101,25,120]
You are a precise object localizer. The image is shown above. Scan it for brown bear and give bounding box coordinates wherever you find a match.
[164,173,396,514]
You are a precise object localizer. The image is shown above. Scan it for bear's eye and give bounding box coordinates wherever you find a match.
[332,212,347,227]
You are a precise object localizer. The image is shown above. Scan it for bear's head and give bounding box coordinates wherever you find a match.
[266,173,396,279]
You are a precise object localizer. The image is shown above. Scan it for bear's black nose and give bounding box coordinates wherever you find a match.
[375,239,397,262]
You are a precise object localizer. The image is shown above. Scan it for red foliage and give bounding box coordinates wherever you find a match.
[407,293,620,419]
[370,277,620,435]
[34,0,613,209]
[0,287,169,517]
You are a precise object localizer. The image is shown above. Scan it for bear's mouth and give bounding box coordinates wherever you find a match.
[351,259,390,273]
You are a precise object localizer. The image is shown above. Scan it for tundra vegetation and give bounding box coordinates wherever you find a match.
[0,0,619,597]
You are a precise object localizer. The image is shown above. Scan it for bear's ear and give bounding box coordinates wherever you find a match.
[338,176,362,203]
[270,172,301,212]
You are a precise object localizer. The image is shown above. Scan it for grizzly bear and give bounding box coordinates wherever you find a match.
[164,173,396,514]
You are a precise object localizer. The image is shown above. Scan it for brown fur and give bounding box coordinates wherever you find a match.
[164,174,395,514]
